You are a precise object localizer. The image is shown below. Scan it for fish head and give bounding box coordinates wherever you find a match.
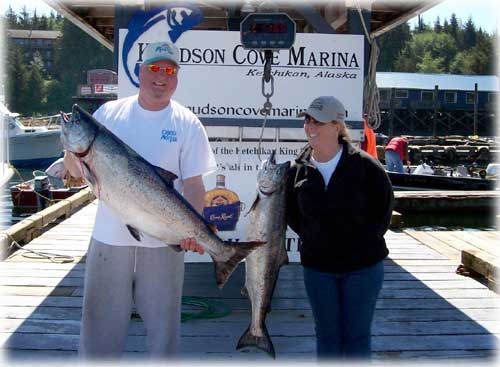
[60,104,99,155]
[257,150,290,195]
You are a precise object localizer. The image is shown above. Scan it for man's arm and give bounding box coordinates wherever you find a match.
[180,175,206,254]
[183,175,206,213]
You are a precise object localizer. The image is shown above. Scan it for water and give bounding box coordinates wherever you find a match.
[1,166,41,231]
[402,210,496,229]
[1,167,497,232]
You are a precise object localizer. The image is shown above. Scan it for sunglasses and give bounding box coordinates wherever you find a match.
[146,64,178,75]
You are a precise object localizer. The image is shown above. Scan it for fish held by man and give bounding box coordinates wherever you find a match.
[60,104,263,289]
[236,150,290,358]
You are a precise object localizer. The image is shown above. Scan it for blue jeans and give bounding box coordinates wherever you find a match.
[303,261,384,360]
[385,149,404,173]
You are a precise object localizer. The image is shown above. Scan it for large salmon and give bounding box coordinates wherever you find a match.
[237,151,290,358]
[60,104,262,289]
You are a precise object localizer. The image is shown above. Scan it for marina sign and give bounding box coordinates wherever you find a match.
[118,29,364,122]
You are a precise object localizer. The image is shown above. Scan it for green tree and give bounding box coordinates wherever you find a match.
[39,15,49,30]
[377,23,412,71]
[463,17,477,49]
[6,46,29,114]
[396,31,457,73]
[53,19,113,111]
[443,19,450,34]
[45,80,67,114]
[417,52,444,73]
[5,5,18,28]
[24,52,46,115]
[450,51,474,74]
[18,6,30,29]
[447,13,463,49]
[434,16,442,33]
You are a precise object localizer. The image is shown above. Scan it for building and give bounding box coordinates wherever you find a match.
[7,29,61,74]
[376,72,499,136]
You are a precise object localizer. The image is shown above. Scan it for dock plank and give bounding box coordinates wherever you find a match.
[1,201,499,362]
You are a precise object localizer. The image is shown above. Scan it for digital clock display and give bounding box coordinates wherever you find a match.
[250,21,288,34]
[240,13,296,50]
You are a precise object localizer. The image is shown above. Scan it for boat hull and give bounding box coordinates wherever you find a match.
[9,131,62,168]
[387,171,496,191]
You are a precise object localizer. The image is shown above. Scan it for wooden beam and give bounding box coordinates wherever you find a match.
[371,0,444,38]
[0,189,94,260]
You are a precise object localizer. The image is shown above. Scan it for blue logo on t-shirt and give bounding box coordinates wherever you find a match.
[161,130,177,142]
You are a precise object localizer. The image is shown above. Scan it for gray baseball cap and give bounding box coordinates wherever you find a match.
[142,41,180,67]
[298,96,346,123]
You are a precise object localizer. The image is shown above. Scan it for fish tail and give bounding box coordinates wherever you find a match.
[214,241,264,289]
[236,324,275,359]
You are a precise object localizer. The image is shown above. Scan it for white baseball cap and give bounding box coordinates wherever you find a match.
[142,41,180,67]
[298,96,346,123]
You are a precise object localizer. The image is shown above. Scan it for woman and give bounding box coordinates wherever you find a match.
[286,96,394,360]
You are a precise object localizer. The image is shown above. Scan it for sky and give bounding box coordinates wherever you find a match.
[0,0,498,35]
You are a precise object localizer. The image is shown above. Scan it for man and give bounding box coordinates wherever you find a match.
[384,136,410,173]
[64,41,216,358]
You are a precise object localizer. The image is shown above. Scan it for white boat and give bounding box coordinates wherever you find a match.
[1,104,14,187]
[1,103,63,168]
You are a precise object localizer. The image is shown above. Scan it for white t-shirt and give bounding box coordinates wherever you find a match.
[311,145,343,188]
[91,95,217,247]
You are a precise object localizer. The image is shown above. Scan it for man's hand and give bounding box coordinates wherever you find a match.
[180,237,205,255]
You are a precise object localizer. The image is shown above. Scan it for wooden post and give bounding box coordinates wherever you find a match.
[113,1,140,71]
[389,87,395,136]
[473,83,478,135]
[433,85,438,137]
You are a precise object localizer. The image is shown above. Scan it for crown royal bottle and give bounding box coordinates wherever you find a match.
[203,174,241,231]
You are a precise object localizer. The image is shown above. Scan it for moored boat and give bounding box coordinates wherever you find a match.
[10,174,87,214]
[387,170,496,191]
[1,102,63,168]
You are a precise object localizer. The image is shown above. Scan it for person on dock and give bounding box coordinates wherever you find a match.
[285,96,394,361]
[361,117,378,159]
[64,41,216,359]
[384,136,410,173]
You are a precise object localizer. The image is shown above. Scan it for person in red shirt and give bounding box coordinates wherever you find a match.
[361,118,378,159]
[384,136,410,173]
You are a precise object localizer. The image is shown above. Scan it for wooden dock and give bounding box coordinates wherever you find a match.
[1,201,499,361]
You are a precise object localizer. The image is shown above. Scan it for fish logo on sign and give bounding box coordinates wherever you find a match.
[122,4,203,88]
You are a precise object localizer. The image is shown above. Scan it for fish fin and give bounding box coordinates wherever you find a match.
[152,165,178,187]
[236,324,275,359]
[240,286,248,298]
[244,194,260,217]
[214,241,265,289]
[126,225,142,241]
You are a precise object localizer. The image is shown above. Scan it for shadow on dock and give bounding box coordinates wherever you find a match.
[1,228,499,361]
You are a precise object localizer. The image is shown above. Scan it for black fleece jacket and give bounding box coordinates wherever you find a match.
[286,142,394,273]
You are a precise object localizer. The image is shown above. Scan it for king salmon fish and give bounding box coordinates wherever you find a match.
[236,150,290,358]
[60,104,262,289]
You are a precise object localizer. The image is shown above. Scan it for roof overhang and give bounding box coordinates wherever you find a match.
[42,0,442,52]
